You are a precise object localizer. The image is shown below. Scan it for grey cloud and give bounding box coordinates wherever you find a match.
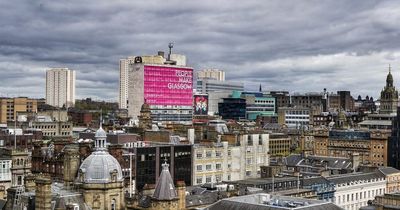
[0,0,400,101]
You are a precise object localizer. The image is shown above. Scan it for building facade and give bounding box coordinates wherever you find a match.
[0,97,38,123]
[197,69,225,81]
[46,68,76,108]
[328,172,386,210]
[314,129,389,167]
[278,107,310,129]
[193,133,269,185]
[218,98,246,120]
[196,79,244,94]
[128,60,193,124]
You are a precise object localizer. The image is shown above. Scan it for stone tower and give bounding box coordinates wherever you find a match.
[139,100,153,130]
[35,176,52,210]
[380,66,399,114]
[63,144,80,188]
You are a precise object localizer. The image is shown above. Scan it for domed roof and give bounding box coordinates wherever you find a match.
[95,127,107,138]
[78,151,123,184]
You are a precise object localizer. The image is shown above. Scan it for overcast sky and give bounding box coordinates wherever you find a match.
[1,0,400,101]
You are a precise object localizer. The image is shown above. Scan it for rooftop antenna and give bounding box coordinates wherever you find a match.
[168,42,174,61]
[389,64,391,73]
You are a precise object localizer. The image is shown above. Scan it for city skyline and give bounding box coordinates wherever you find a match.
[1,1,400,100]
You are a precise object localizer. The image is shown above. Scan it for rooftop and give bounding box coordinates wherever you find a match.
[206,193,342,210]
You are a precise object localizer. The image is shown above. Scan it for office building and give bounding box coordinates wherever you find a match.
[278,107,310,129]
[193,133,269,185]
[45,68,75,108]
[196,79,244,94]
[119,57,134,109]
[0,97,38,123]
[197,69,225,81]
[120,52,187,110]
[389,107,400,169]
[127,52,193,124]
[314,129,389,167]
[218,98,246,120]
[235,91,276,120]
[132,143,192,189]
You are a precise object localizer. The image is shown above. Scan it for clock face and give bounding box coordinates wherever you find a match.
[134,56,143,63]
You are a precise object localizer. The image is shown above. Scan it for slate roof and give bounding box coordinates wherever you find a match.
[327,171,384,185]
[205,193,343,210]
[284,154,352,170]
[0,199,6,210]
[152,162,178,200]
[378,167,400,175]
[302,176,330,186]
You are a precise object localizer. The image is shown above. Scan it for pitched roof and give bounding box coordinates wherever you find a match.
[152,162,178,200]
[379,167,400,175]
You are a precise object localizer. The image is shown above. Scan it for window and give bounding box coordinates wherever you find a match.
[206,164,212,171]
[196,177,203,184]
[216,163,222,170]
[215,175,222,182]
[246,171,251,176]
[206,176,212,183]
[196,165,202,171]
[196,153,203,159]
[247,158,252,165]
[216,151,221,157]
[111,199,116,210]
[206,151,212,158]
[228,150,231,156]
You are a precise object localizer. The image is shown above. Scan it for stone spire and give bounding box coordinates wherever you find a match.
[152,161,177,200]
[386,64,393,87]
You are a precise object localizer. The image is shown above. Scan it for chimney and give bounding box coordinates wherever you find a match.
[176,181,186,210]
[158,51,165,58]
[63,144,80,188]
[24,174,36,192]
[35,176,52,210]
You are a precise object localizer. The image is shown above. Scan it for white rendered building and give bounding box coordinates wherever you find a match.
[328,172,386,210]
[193,133,269,185]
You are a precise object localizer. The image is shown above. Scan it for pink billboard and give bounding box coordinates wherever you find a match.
[144,65,193,106]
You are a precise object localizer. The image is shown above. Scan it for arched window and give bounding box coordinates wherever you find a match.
[111,199,116,210]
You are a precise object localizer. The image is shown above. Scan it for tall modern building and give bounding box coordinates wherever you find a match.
[119,57,134,109]
[127,55,193,123]
[119,53,186,109]
[45,68,75,108]
[197,69,225,81]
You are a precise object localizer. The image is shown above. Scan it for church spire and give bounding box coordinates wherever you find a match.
[386,65,393,87]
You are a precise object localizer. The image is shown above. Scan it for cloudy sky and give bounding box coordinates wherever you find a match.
[1,0,400,101]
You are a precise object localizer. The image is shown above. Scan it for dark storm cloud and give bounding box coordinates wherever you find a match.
[0,0,400,100]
